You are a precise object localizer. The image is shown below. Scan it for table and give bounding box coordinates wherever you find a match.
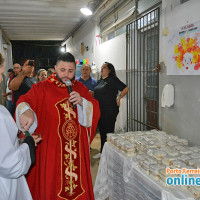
[94,143,194,200]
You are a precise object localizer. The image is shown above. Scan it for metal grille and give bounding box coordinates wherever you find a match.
[126,8,160,131]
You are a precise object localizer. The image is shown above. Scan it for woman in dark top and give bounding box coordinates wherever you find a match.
[93,62,128,159]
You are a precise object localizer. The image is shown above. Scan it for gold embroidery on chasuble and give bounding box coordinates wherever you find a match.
[48,73,76,88]
[56,98,84,200]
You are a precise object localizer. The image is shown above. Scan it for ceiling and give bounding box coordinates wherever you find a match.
[0,0,102,41]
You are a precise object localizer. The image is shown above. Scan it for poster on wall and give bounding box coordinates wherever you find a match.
[167,21,200,75]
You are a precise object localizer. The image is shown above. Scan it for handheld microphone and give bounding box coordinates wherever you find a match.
[65,80,76,109]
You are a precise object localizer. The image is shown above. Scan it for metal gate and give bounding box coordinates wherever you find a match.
[126,8,160,131]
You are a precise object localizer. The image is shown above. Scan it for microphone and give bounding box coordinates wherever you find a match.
[65,80,76,109]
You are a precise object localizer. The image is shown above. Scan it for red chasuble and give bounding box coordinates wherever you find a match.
[17,74,100,200]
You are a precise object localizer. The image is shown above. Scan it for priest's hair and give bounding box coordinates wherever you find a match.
[56,52,76,66]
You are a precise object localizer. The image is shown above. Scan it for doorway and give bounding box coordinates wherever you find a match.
[126,8,160,131]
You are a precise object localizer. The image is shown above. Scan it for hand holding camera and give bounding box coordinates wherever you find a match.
[23,60,34,76]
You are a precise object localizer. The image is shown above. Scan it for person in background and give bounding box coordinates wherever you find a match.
[47,67,55,77]
[15,52,100,200]
[93,62,128,159]
[7,68,14,78]
[9,60,38,116]
[13,63,21,76]
[76,64,97,94]
[37,69,47,82]
[3,68,14,113]
[76,64,98,152]
[0,53,41,200]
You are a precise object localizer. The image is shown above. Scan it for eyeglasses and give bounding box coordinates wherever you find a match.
[13,67,20,69]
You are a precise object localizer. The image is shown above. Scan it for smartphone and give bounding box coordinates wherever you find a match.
[28,60,34,66]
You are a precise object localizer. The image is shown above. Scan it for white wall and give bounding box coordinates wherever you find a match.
[63,19,99,66]
[0,29,4,105]
[160,0,200,145]
[63,19,126,72]
[95,33,126,71]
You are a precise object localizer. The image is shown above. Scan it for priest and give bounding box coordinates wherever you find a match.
[16,52,100,200]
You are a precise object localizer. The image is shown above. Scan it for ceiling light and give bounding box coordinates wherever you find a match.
[80,7,92,16]
[60,47,65,53]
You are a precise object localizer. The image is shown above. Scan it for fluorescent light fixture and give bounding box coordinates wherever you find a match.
[80,7,92,16]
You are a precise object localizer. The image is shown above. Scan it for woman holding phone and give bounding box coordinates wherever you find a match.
[10,59,38,116]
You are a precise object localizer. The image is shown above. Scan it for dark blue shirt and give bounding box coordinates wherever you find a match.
[76,76,97,91]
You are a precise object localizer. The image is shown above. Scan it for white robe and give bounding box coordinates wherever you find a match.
[0,105,32,200]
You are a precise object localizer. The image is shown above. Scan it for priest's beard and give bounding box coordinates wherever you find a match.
[56,73,75,84]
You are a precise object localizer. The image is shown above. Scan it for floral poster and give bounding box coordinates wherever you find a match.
[167,22,200,75]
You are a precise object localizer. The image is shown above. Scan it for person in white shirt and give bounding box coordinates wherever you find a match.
[0,53,41,200]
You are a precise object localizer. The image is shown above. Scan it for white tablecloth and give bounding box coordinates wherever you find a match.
[94,142,194,200]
